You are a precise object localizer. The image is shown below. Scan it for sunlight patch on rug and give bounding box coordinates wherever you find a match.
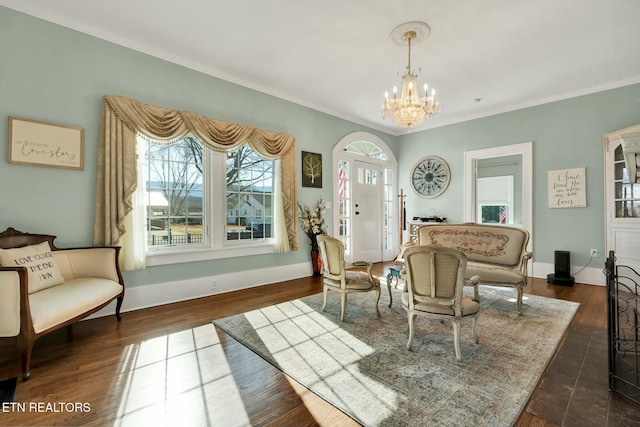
[214,287,579,426]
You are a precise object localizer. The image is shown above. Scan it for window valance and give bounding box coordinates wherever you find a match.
[93,95,298,252]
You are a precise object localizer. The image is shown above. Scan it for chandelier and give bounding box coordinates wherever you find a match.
[382,22,440,129]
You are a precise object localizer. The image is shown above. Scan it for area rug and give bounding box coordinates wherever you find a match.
[0,377,17,403]
[213,286,579,427]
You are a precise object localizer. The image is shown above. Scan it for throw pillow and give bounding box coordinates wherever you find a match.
[0,241,65,293]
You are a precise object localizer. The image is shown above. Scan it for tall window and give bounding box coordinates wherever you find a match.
[226,147,273,240]
[337,160,351,253]
[141,136,274,251]
[144,137,204,247]
[383,168,394,251]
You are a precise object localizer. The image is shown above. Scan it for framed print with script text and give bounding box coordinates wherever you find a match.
[8,116,84,170]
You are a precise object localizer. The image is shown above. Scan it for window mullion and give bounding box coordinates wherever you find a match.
[209,151,226,246]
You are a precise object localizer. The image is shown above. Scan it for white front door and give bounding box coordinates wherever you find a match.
[352,160,382,263]
[605,125,640,274]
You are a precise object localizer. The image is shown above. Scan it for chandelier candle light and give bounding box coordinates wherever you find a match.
[382,21,440,129]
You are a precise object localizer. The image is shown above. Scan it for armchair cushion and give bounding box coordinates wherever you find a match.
[0,241,64,293]
[402,292,479,316]
[323,271,380,290]
[465,261,526,284]
[29,278,123,333]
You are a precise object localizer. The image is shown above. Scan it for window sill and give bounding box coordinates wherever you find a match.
[145,241,276,266]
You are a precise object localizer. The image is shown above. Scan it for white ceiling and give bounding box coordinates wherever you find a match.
[2,0,640,136]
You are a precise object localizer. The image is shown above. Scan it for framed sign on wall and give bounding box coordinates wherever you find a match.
[8,116,84,170]
[548,167,586,208]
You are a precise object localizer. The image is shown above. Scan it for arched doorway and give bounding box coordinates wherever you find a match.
[333,132,397,263]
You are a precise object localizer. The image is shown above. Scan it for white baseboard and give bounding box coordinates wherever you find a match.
[87,262,312,320]
[87,260,605,321]
[532,262,605,286]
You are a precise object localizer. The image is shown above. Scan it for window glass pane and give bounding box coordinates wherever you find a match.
[339,218,349,237]
[226,146,274,240]
[344,140,387,160]
[615,162,627,181]
[615,145,624,162]
[616,200,640,218]
[144,137,204,247]
[616,182,640,199]
[480,205,508,224]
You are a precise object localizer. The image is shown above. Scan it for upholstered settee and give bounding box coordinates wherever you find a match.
[414,222,532,315]
[0,228,125,380]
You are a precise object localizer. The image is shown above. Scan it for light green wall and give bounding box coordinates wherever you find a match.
[398,84,640,266]
[0,8,397,287]
[2,7,639,282]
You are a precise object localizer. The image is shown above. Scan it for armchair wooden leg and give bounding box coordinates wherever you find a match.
[516,287,524,316]
[116,295,124,321]
[472,317,479,344]
[406,313,416,350]
[453,320,462,361]
[321,287,328,312]
[375,287,381,308]
[18,335,34,381]
[340,293,347,321]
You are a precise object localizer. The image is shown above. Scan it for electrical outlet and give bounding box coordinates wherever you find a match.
[590,249,597,257]
[210,280,217,291]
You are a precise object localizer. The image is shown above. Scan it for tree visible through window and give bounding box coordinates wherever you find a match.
[226,147,273,240]
[145,138,203,247]
[142,136,274,248]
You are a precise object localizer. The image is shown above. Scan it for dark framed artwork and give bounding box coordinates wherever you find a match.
[302,151,322,188]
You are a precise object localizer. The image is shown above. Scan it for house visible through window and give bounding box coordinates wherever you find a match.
[226,146,273,240]
[141,136,274,250]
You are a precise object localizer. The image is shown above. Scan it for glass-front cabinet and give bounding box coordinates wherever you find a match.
[613,145,640,218]
[604,124,640,275]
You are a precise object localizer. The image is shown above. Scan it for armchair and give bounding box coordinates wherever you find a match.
[401,245,480,361]
[317,235,381,321]
[0,228,124,380]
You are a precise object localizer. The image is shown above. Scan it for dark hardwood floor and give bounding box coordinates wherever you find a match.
[0,262,638,426]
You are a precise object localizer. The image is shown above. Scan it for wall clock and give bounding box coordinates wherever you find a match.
[410,155,450,198]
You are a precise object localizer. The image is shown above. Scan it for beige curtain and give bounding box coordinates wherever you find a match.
[93,95,298,252]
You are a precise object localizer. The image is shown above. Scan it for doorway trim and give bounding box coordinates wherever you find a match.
[463,141,533,250]
[333,132,397,262]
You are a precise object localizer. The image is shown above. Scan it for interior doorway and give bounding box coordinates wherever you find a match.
[464,142,533,265]
[333,132,397,263]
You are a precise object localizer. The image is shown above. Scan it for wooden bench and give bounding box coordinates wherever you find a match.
[0,228,125,380]
[414,222,532,315]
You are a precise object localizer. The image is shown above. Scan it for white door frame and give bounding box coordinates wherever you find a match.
[604,124,640,276]
[464,141,534,275]
[333,132,397,262]
[464,142,533,256]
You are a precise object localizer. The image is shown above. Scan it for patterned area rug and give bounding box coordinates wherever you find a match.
[214,286,579,427]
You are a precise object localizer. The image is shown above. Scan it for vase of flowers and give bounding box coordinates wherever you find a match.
[298,199,327,276]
